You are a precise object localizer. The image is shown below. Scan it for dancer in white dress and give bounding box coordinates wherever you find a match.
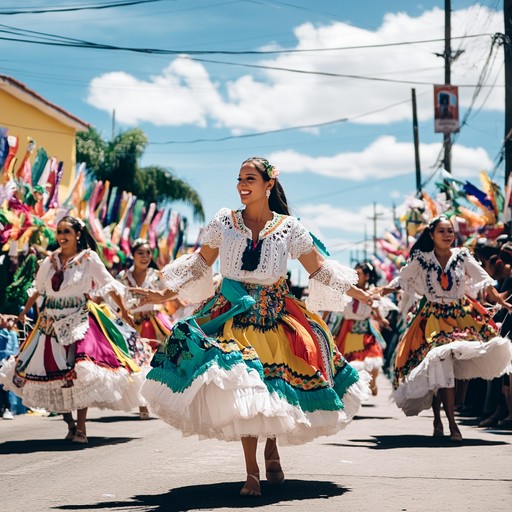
[133,157,375,496]
[0,216,141,443]
[381,216,512,441]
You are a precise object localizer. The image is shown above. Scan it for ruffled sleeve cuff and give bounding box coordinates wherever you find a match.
[465,276,495,298]
[305,260,358,313]
[93,279,126,299]
[161,252,215,303]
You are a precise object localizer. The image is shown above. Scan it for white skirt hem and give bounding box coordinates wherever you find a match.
[392,337,512,416]
[141,361,370,444]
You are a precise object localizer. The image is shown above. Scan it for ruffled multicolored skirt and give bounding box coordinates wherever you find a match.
[392,296,512,416]
[0,300,142,413]
[133,309,173,348]
[95,304,155,408]
[141,277,369,444]
[335,318,384,372]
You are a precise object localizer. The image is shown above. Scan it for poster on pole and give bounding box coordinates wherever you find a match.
[434,84,459,133]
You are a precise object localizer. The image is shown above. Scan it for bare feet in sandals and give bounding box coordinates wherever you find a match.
[240,473,260,496]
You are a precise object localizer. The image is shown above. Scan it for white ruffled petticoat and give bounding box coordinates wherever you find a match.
[0,357,141,413]
[142,360,370,445]
[392,337,512,416]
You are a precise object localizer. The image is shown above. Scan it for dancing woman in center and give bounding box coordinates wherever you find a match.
[135,157,373,497]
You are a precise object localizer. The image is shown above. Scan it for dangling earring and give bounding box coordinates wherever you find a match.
[266,189,271,199]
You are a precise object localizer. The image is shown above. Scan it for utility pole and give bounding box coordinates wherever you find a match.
[505,0,512,185]
[368,203,383,256]
[443,0,452,173]
[412,88,422,195]
[363,225,368,262]
[111,109,116,141]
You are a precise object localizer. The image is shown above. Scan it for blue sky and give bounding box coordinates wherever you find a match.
[0,1,507,281]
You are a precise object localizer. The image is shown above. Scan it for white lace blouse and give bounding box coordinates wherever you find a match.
[161,208,357,312]
[117,267,167,313]
[35,249,125,301]
[34,249,126,345]
[392,248,494,305]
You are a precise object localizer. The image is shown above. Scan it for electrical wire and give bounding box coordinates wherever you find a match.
[147,96,416,145]
[0,1,168,15]
[429,32,505,173]
[0,24,494,55]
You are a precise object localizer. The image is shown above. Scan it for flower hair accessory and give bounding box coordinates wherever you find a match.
[262,159,279,179]
[76,218,85,229]
[428,214,449,229]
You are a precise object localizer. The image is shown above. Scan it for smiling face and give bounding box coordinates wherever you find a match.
[132,244,152,270]
[356,267,369,288]
[430,219,455,251]
[56,221,78,253]
[237,162,272,206]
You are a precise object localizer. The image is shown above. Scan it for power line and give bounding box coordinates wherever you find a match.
[0,24,494,55]
[148,96,417,145]
[187,55,503,87]
[0,0,168,15]
[0,25,502,87]
[430,32,505,171]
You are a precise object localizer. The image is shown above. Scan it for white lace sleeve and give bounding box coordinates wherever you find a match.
[305,260,358,313]
[393,254,422,296]
[289,218,314,259]
[161,252,215,303]
[390,255,423,313]
[88,251,126,297]
[201,208,229,249]
[35,257,52,295]
[465,252,494,298]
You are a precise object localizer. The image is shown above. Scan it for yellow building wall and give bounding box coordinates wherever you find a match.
[0,88,81,199]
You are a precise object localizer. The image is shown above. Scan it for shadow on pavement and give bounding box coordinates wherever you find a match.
[53,479,349,511]
[0,436,137,454]
[354,415,395,421]
[87,415,158,423]
[326,434,509,449]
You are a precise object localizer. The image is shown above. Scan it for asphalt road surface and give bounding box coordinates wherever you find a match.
[1,375,510,512]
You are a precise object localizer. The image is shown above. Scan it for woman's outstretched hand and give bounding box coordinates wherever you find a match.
[130,287,176,305]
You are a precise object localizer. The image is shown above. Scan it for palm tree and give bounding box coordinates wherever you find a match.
[76,127,205,221]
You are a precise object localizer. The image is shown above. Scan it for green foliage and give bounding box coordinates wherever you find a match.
[76,128,204,222]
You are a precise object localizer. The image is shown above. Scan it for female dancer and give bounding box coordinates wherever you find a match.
[381,216,512,441]
[0,216,141,443]
[335,262,388,396]
[133,157,373,497]
[117,239,174,347]
[116,238,174,419]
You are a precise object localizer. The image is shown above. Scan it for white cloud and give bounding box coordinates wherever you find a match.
[295,202,403,265]
[268,136,493,180]
[297,202,397,236]
[86,5,503,131]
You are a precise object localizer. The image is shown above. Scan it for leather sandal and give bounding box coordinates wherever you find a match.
[65,425,77,441]
[449,430,463,443]
[240,474,261,497]
[72,429,88,444]
[433,422,444,437]
[265,459,285,484]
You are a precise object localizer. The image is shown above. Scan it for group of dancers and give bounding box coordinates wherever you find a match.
[1,156,512,498]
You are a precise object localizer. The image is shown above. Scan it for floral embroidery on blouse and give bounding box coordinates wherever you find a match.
[412,249,465,296]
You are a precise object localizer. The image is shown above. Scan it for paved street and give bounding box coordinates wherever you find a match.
[1,375,510,512]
